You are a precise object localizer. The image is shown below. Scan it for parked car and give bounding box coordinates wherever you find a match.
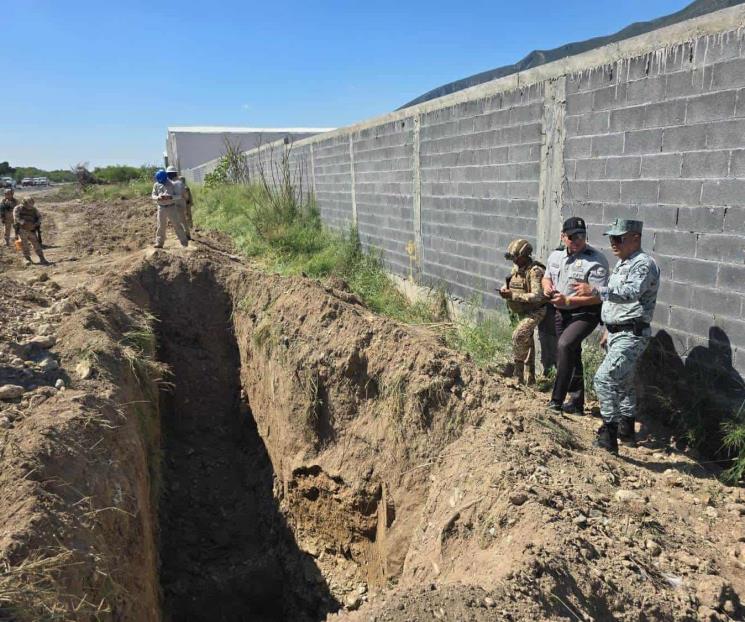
[21,177,33,187]
[0,177,15,189]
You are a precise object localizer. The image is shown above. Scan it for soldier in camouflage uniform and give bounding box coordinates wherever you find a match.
[498,239,547,384]
[573,219,660,454]
[1,188,18,247]
[13,197,49,266]
[179,176,194,232]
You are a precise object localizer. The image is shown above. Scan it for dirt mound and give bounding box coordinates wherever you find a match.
[0,197,743,621]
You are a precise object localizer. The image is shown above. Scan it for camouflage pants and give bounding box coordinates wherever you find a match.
[593,332,650,423]
[18,227,43,259]
[2,213,12,245]
[512,308,546,364]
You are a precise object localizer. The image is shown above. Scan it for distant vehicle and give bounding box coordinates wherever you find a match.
[21,177,33,186]
[31,177,49,186]
[0,177,15,189]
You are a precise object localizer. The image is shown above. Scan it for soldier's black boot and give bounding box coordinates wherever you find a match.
[500,362,515,378]
[618,416,636,446]
[513,361,525,384]
[594,422,619,455]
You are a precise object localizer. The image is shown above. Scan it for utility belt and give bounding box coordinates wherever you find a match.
[558,304,601,320]
[605,321,650,336]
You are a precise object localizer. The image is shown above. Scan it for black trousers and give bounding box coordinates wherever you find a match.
[550,309,600,406]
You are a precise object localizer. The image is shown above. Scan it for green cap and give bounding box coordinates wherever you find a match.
[604,218,643,236]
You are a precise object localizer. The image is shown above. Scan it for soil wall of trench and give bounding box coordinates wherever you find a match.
[120,252,492,620]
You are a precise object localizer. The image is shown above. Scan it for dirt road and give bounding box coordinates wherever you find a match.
[0,194,743,621]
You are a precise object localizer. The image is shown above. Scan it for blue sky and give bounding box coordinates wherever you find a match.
[3,0,691,169]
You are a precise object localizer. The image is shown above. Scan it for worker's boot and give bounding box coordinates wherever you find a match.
[513,361,525,384]
[38,253,50,266]
[526,361,536,385]
[23,256,33,266]
[594,422,619,455]
[500,362,515,378]
[618,416,636,447]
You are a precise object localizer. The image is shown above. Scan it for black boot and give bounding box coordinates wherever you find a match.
[594,422,619,455]
[618,417,636,446]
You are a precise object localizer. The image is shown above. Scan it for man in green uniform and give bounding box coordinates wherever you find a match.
[573,219,660,454]
[498,238,547,384]
[13,197,48,265]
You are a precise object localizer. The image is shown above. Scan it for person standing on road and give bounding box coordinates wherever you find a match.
[13,197,48,265]
[542,217,609,414]
[498,238,547,385]
[1,188,18,247]
[151,169,189,249]
[573,219,660,454]
[179,175,194,234]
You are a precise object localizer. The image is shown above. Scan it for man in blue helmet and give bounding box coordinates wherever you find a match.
[151,169,189,248]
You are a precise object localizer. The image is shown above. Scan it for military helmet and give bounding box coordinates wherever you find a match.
[21,196,34,206]
[505,238,532,261]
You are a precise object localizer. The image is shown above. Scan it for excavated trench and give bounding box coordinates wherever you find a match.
[132,261,339,622]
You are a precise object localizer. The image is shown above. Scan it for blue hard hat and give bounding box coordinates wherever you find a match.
[155,169,168,184]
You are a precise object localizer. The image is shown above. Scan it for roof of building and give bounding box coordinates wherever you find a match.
[167,126,335,134]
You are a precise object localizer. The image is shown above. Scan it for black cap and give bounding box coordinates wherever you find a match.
[562,217,587,235]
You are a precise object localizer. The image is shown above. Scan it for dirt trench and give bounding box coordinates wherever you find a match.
[128,259,339,621]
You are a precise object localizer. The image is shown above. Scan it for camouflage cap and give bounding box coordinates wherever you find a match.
[604,219,643,236]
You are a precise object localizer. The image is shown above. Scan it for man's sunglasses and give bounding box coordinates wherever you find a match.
[609,234,629,244]
[563,232,585,242]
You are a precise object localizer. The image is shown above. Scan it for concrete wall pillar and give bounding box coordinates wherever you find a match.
[537,77,567,261]
[412,114,423,279]
[349,134,357,226]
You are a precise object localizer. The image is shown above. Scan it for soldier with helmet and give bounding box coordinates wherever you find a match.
[1,188,18,247]
[13,197,48,265]
[498,238,547,384]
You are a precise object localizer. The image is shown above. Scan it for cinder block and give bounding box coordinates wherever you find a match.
[587,181,621,202]
[574,158,606,180]
[730,149,745,177]
[626,76,666,104]
[566,181,588,201]
[621,179,659,204]
[672,257,719,285]
[710,58,745,90]
[662,124,707,152]
[601,203,639,223]
[565,137,592,159]
[685,91,737,124]
[681,150,730,179]
[650,252,674,280]
[676,206,726,232]
[668,306,712,339]
[705,119,745,149]
[653,230,697,256]
[591,134,624,157]
[641,153,681,179]
[624,128,663,154]
[702,179,745,205]
[593,83,627,110]
[724,206,745,232]
[717,317,745,346]
[510,102,543,123]
[610,105,646,132]
[696,233,745,262]
[659,280,694,308]
[718,263,745,293]
[605,156,641,179]
[644,100,686,128]
[690,286,743,317]
[665,67,712,98]
[567,91,594,115]
[576,111,610,136]
[658,180,702,206]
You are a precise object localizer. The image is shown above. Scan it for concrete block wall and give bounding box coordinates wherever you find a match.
[228,6,745,375]
[420,85,544,305]
[353,119,416,276]
[564,30,745,366]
